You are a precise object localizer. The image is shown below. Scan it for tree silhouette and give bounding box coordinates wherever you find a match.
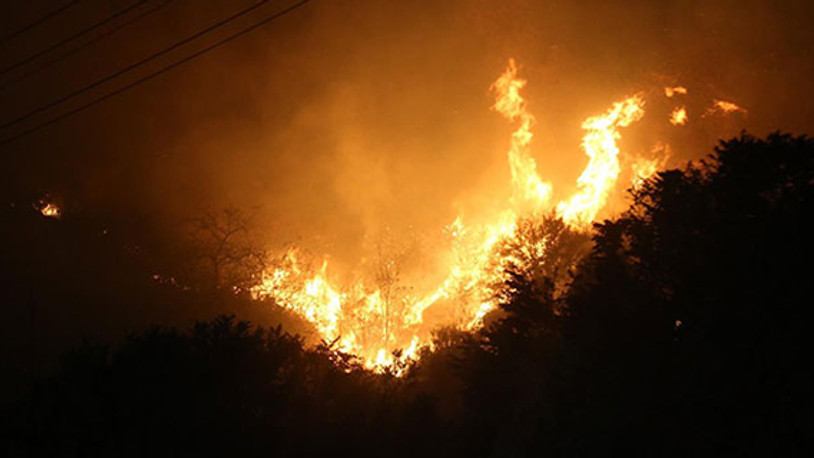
[4,133,813,457]
[560,132,814,455]
[188,207,268,294]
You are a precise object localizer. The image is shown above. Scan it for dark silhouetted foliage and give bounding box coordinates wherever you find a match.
[3,133,813,456]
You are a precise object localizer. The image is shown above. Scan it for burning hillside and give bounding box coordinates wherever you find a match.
[251,59,745,370]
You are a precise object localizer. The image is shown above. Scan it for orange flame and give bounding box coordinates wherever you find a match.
[253,59,651,371]
[37,199,61,219]
[670,106,688,125]
[556,95,645,228]
[707,99,747,116]
[631,142,671,190]
[491,58,552,209]
[664,86,688,98]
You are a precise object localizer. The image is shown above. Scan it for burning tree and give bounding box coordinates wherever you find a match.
[249,58,751,371]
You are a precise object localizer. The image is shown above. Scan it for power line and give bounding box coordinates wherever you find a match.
[0,1,82,45]
[0,0,311,146]
[0,1,148,77]
[0,0,274,132]
[1,1,177,92]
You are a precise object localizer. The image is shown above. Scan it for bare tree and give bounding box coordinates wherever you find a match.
[189,207,268,293]
[370,229,410,355]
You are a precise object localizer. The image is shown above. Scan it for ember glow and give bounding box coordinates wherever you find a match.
[37,200,61,219]
[631,143,671,190]
[708,99,747,116]
[664,86,688,98]
[670,106,689,125]
[251,59,728,370]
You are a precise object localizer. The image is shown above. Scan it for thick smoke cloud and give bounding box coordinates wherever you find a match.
[2,0,812,270]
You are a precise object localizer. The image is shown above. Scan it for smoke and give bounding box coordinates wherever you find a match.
[3,0,813,273]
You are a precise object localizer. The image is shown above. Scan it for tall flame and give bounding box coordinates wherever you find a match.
[491,59,552,209]
[253,59,651,371]
[556,95,645,228]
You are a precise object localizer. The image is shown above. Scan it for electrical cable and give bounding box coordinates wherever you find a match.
[0,1,148,77]
[0,1,82,45]
[0,0,311,146]
[0,0,176,92]
[1,0,274,131]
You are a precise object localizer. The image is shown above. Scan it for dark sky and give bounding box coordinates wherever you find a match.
[2,0,813,267]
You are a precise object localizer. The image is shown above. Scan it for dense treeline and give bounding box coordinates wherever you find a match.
[3,133,813,456]
[0,194,313,403]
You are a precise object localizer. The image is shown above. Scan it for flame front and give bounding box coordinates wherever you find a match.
[251,59,672,371]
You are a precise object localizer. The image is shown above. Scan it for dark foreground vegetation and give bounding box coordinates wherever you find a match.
[3,132,813,456]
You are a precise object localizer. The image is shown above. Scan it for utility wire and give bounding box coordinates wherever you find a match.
[0,1,82,45]
[0,1,148,77]
[0,0,274,132]
[0,0,176,91]
[0,0,311,146]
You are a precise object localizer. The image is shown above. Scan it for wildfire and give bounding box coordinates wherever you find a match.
[631,142,671,190]
[251,59,663,371]
[490,58,552,209]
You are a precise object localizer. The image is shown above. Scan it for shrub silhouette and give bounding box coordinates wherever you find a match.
[4,133,813,457]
